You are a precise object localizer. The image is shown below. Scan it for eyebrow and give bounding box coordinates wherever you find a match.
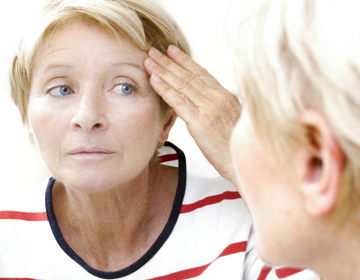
[42,64,71,73]
[42,62,145,74]
[111,62,145,71]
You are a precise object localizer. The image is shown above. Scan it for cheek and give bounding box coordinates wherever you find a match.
[231,120,273,223]
[232,143,264,216]
[111,100,163,143]
[27,100,69,148]
[231,120,257,196]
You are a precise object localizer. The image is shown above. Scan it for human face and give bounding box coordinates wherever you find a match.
[27,22,169,193]
[230,106,305,265]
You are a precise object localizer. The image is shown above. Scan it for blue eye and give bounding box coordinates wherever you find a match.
[48,85,73,96]
[113,84,134,95]
[59,86,72,95]
[122,85,133,94]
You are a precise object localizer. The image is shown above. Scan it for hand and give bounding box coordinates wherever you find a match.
[144,45,241,184]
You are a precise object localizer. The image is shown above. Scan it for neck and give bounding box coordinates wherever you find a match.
[306,220,360,280]
[52,163,178,271]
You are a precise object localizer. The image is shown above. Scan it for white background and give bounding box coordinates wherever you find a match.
[0,0,238,195]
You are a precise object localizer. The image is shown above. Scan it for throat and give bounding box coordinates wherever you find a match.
[51,164,178,272]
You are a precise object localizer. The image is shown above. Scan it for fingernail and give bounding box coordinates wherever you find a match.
[145,57,157,67]
[150,47,162,57]
[168,45,180,55]
[151,73,162,83]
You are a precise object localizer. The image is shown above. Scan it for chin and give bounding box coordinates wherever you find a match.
[62,177,115,193]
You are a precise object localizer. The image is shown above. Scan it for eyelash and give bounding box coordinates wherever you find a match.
[46,82,138,97]
[113,81,137,91]
[46,84,74,97]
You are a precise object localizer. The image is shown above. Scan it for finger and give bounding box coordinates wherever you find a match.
[149,73,199,124]
[144,57,208,107]
[147,47,209,94]
[166,45,223,88]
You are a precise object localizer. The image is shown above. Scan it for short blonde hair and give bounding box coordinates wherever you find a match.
[10,0,191,125]
[231,0,360,224]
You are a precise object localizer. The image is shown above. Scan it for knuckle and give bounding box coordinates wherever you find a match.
[174,93,187,107]
[162,84,173,95]
[178,53,190,65]
[157,66,167,76]
[176,78,191,91]
[195,66,208,78]
[183,70,196,81]
[163,56,173,67]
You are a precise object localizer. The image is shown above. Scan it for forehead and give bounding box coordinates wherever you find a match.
[32,21,147,74]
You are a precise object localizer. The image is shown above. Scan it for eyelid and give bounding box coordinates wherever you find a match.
[46,84,74,96]
[112,83,136,95]
[115,82,137,88]
[111,79,139,93]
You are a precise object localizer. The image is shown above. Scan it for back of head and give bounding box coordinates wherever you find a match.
[11,0,190,124]
[230,0,360,224]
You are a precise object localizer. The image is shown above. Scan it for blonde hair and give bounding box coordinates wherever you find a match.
[10,0,191,125]
[230,0,360,224]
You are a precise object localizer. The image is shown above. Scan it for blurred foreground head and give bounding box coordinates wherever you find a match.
[230,0,360,278]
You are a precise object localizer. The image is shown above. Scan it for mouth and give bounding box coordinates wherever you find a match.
[68,148,115,158]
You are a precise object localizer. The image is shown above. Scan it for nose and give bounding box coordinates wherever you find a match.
[70,90,108,132]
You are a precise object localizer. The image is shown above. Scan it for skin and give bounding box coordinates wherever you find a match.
[27,22,178,271]
[229,107,308,265]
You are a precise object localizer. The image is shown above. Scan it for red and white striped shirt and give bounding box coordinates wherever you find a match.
[0,142,318,279]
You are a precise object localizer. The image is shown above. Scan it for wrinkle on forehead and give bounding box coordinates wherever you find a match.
[32,22,148,79]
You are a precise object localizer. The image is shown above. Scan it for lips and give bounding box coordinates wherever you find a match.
[68,147,115,156]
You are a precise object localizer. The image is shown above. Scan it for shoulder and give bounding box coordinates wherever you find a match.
[162,141,244,211]
[183,172,248,216]
[179,171,253,244]
[186,172,238,196]
[264,267,320,280]
[163,140,252,232]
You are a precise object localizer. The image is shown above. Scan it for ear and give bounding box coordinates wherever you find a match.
[25,117,36,144]
[298,109,345,217]
[157,112,176,144]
